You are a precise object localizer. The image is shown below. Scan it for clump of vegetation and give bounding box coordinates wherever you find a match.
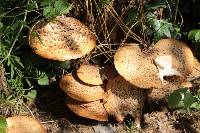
[0,0,71,115]
[168,87,200,111]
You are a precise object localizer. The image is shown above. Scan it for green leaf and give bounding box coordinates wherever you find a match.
[168,88,188,109]
[168,90,182,109]
[0,116,7,133]
[37,73,49,85]
[195,31,200,42]
[40,0,53,6]
[190,102,200,110]
[126,8,139,25]
[183,90,195,108]
[43,5,56,20]
[188,29,200,43]
[26,90,37,99]
[54,0,71,15]
[60,60,70,69]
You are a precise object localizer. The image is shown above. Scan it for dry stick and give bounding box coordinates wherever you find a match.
[0,8,28,64]
[107,5,147,45]
[173,0,180,25]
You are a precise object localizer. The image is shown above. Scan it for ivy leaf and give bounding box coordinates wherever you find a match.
[168,89,182,109]
[188,29,200,43]
[183,90,195,108]
[43,6,56,20]
[26,90,37,100]
[54,0,72,15]
[37,73,49,85]
[168,88,188,109]
[126,8,139,26]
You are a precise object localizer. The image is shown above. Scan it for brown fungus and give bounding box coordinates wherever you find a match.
[6,116,47,133]
[114,39,194,89]
[103,75,146,128]
[59,74,105,102]
[29,16,96,61]
[66,96,108,122]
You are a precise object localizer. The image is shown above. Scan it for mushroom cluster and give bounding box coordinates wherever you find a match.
[29,15,197,128]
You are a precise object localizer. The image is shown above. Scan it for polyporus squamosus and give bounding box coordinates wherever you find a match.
[6,116,47,133]
[77,63,117,85]
[66,96,108,121]
[59,74,105,102]
[103,75,146,128]
[114,39,194,89]
[29,16,96,61]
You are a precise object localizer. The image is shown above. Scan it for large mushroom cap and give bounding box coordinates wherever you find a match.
[29,16,96,61]
[6,116,47,133]
[114,39,194,89]
[103,75,146,126]
[66,96,108,121]
[59,74,105,102]
[114,44,162,89]
[77,64,117,85]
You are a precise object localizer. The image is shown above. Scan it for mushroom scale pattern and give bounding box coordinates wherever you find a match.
[114,39,194,89]
[29,16,96,61]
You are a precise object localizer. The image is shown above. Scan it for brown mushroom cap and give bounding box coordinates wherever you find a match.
[77,64,117,85]
[103,75,146,125]
[154,39,194,76]
[59,74,105,102]
[114,44,163,89]
[6,116,47,133]
[29,16,96,61]
[66,96,108,121]
[114,39,194,89]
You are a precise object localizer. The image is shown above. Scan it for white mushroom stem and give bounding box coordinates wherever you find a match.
[154,55,182,82]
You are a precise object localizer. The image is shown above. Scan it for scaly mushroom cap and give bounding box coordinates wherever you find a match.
[154,39,194,76]
[6,116,47,133]
[66,96,108,121]
[29,16,96,61]
[114,44,162,89]
[59,74,105,102]
[103,75,146,126]
[77,64,117,85]
[114,39,194,89]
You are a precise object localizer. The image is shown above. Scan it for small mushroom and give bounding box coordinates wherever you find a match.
[29,16,96,61]
[66,96,108,121]
[77,64,117,85]
[6,116,47,133]
[103,75,146,128]
[59,74,105,102]
[114,39,194,89]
